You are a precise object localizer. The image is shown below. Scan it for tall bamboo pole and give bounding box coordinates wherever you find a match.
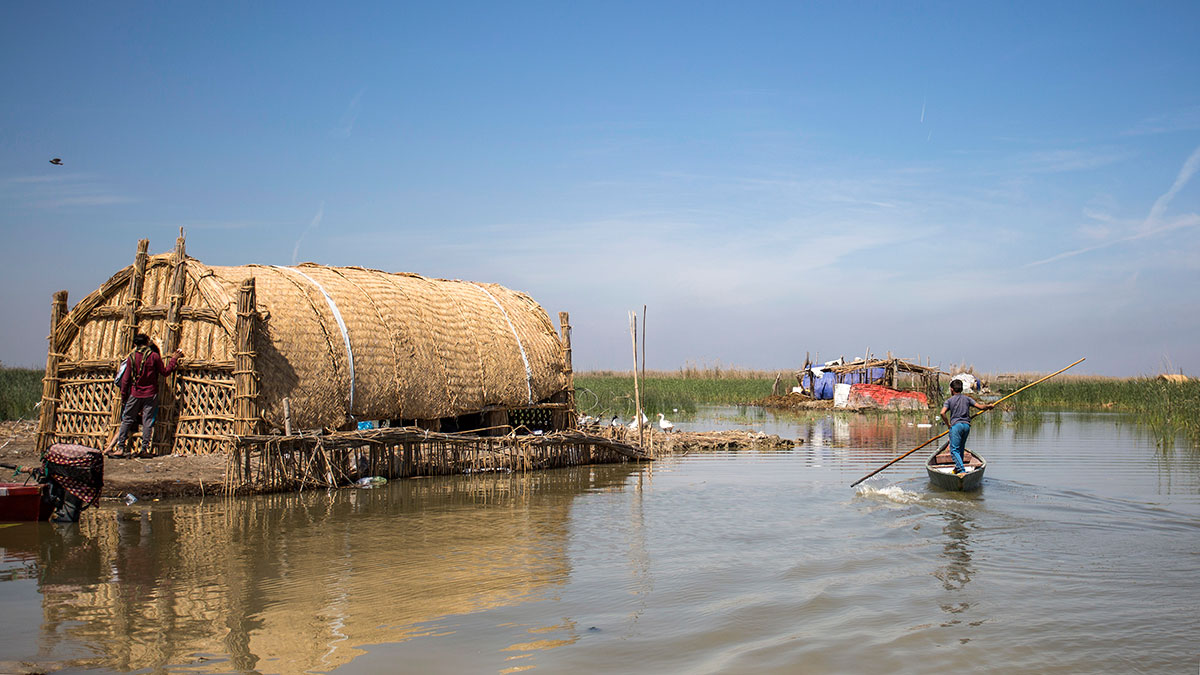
[36,290,69,455]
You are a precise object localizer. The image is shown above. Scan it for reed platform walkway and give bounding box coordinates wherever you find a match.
[227,426,651,494]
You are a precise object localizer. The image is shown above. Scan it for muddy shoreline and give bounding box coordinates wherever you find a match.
[2,421,226,501]
[3,421,799,504]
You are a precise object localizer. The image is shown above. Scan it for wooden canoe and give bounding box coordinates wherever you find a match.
[926,446,986,491]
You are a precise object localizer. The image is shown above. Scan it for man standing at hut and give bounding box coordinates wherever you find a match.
[939,378,994,475]
[108,334,184,458]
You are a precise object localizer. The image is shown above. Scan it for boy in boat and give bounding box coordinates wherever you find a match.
[108,334,184,458]
[939,379,995,475]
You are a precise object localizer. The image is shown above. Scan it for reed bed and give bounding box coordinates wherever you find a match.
[0,367,43,421]
[988,376,1200,444]
[576,371,778,418]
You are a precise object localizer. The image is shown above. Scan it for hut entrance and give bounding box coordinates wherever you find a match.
[37,236,240,456]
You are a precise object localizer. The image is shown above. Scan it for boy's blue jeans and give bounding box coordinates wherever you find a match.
[948,422,971,472]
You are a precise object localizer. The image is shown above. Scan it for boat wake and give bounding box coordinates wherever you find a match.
[854,482,927,505]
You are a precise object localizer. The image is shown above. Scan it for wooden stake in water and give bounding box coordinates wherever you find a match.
[642,304,648,451]
[849,357,1086,488]
[629,311,643,447]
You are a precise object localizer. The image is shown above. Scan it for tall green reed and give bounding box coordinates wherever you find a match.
[0,367,43,421]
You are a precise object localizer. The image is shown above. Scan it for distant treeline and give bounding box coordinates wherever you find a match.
[0,367,43,421]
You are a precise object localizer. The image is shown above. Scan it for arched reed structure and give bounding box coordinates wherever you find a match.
[35,234,582,460]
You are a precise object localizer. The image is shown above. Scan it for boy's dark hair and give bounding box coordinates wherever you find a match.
[950,379,964,393]
[132,333,149,347]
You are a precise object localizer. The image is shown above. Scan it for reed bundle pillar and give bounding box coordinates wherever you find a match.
[233,277,260,439]
[108,239,150,433]
[36,290,69,455]
[559,311,576,430]
[156,233,187,455]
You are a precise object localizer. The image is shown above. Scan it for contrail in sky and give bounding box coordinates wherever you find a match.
[1027,143,1200,266]
[333,89,366,138]
[920,97,926,124]
[292,202,325,265]
[1144,143,1200,230]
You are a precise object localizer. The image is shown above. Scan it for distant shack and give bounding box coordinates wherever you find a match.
[798,354,943,406]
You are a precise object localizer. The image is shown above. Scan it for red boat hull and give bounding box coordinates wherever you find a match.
[0,483,51,522]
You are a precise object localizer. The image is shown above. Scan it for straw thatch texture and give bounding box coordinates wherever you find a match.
[192,263,566,429]
[44,250,568,453]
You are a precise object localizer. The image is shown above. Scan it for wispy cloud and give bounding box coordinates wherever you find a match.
[332,89,366,138]
[49,194,138,207]
[2,172,136,208]
[1123,106,1200,136]
[1018,148,1126,173]
[180,220,267,231]
[6,172,90,184]
[1026,212,1200,267]
[292,202,325,264]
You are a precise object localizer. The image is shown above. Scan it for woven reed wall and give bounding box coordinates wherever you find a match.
[45,249,568,454]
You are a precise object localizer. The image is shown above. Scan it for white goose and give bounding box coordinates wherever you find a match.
[657,413,675,433]
[628,411,649,431]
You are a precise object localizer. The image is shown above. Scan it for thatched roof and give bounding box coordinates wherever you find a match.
[57,253,568,430]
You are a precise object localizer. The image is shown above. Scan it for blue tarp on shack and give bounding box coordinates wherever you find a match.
[810,367,888,399]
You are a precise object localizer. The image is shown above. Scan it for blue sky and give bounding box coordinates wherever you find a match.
[2,2,1198,375]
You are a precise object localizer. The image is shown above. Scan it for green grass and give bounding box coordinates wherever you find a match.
[0,367,43,421]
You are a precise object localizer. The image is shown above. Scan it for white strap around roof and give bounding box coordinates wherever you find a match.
[272,266,356,413]
[470,283,534,404]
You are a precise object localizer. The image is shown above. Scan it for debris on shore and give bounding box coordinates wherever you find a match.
[656,430,797,453]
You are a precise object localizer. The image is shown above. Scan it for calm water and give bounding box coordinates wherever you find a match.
[2,409,1198,674]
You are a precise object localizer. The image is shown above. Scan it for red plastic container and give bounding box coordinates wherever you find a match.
[0,482,50,522]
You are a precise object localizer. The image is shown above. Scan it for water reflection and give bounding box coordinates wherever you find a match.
[934,510,974,593]
[933,509,980,639]
[0,465,639,674]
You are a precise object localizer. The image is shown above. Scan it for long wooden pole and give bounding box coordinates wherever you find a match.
[849,357,1085,487]
[629,311,642,446]
[641,304,647,450]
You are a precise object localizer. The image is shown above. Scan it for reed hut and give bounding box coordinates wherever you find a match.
[798,352,943,406]
[36,234,578,457]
